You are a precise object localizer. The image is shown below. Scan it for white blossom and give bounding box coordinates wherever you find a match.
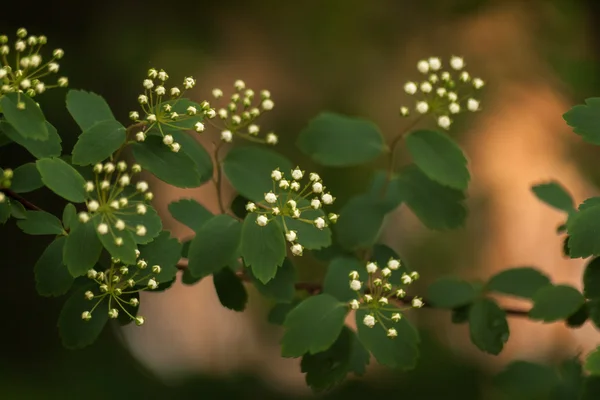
[400,106,409,116]
[266,133,278,145]
[135,316,145,326]
[420,81,432,93]
[449,103,460,114]
[416,101,429,114]
[84,181,94,192]
[221,130,233,142]
[387,259,400,270]
[321,193,334,204]
[248,124,259,135]
[379,297,388,305]
[264,191,277,204]
[171,143,181,153]
[87,200,99,212]
[78,212,90,223]
[84,290,94,300]
[183,77,196,89]
[428,57,442,70]
[245,202,257,212]
[349,299,360,310]
[279,179,290,189]
[256,215,268,226]
[97,223,109,235]
[467,98,480,111]
[272,207,280,215]
[137,204,147,215]
[417,60,429,73]
[310,198,321,209]
[314,217,326,230]
[363,314,376,328]
[148,278,158,290]
[438,115,451,129]
[271,169,283,181]
[136,225,147,236]
[447,92,458,102]
[391,313,402,322]
[473,78,485,89]
[401,274,413,284]
[143,79,154,89]
[290,181,300,191]
[366,262,378,274]
[163,135,174,145]
[119,174,130,187]
[152,265,161,274]
[381,268,392,277]
[312,182,323,193]
[350,280,362,291]
[262,99,274,110]
[291,168,303,180]
[108,309,119,319]
[171,87,181,96]
[364,294,373,303]
[450,56,464,70]
[291,243,303,256]
[412,297,424,308]
[81,311,92,321]
[387,328,398,338]
[396,289,406,298]
[115,219,125,231]
[404,81,417,95]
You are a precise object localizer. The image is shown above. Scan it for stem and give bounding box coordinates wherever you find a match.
[0,189,42,211]
[213,142,226,214]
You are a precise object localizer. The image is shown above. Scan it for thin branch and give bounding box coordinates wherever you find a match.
[1,189,43,211]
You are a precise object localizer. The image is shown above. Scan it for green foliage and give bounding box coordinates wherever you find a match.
[10,163,43,193]
[494,361,559,399]
[241,214,286,283]
[116,203,162,245]
[72,120,126,165]
[486,267,551,299]
[63,218,103,276]
[169,131,213,184]
[168,198,213,232]
[95,223,137,265]
[297,112,386,166]
[137,231,182,283]
[36,157,87,203]
[323,257,362,302]
[583,257,600,299]
[586,348,600,375]
[531,181,575,214]
[62,204,77,230]
[568,204,600,258]
[17,210,65,235]
[529,285,585,322]
[65,90,116,131]
[404,129,470,190]
[0,92,49,140]
[213,268,248,312]
[251,258,296,303]
[468,298,509,355]
[335,194,387,250]
[563,97,600,145]
[34,236,74,296]
[426,277,479,308]
[0,121,61,159]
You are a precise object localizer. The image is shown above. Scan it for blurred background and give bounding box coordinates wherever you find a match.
[1,0,600,398]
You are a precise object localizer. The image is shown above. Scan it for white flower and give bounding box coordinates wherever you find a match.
[272,207,280,215]
[279,179,290,189]
[114,237,124,246]
[212,88,223,98]
[264,191,277,204]
[115,219,125,231]
[162,135,174,145]
[143,79,154,89]
[171,143,181,153]
[84,181,94,192]
[350,280,362,291]
[381,268,392,277]
[0,68,6,79]
[321,193,334,205]
[99,284,108,292]
[221,130,233,142]
[97,223,109,235]
[262,99,274,110]
[271,169,283,181]
[261,89,271,99]
[87,200,99,212]
[183,77,196,89]
[449,103,460,114]
[396,289,406,298]
[266,133,278,145]
[379,297,388,305]
[137,94,148,104]
[290,181,300,191]
[292,208,301,218]
[206,109,216,118]
[349,299,360,310]
[285,230,297,242]
[291,168,303,180]
[417,60,429,73]
[309,173,320,182]
[248,124,259,135]
[420,81,432,93]
[366,262,378,274]
[135,131,146,142]
[467,98,480,112]
[81,311,92,321]
[148,278,158,290]
[450,56,464,70]
[447,92,458,102]
[119,175,130,187]
[363,314,376,328]
[158,70,169,81]
[404,81,417,95]
[100,180,110,190]
[401,274,413,284]
[473,78,484,89]
[171,87,181,96]
[438,115,451,129]
[152,265,161,274]
[137,204,147,215]
[412,297,424,308]
[387,328,398,338]
[129,111,140,121]
[78,212,90,223]
[234,80,245,90]
[328,213,339,223]
[410,271,420,280]
[245,202,257,212]
[155,86,166,95]
[428,57,442,70]
[373,278,382,286]
[391,313,402,322]
[137,260,148,269]
[119,198,129,208]
[20,79,31,89]
[314,217,326,230]
[312,182,323,193]
[387,259,400,270]
[0,46,8,55]
[400,106,409,116]
[145,192,154,201]
[103,162,115,173]
[287,200,297,209]
[460,71,470,82]
[349,271,360,280]
[53,48,64,59]
[46,62,61,73]
[310,198,321,209]
[416,101,429,114]
[130,298,139,306]
[256,215,268,226]
[291,243,304,256]
[436,87,447,97]
[147,68,158,78]
[108,309,119,319]
[15,40,26,52]
[136,225,147,236]
[146,114,157,122]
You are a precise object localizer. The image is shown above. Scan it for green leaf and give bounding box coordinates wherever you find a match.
[0,120,61,159]
[323,257,363,302]
[34,236,74,296]
[451,305,471,324]
[589,300,600,330]
[297,112,385,166]
[281,294,348,357]
[213,268,248,312]
[301,327,369,391]
[335,194,386,250]
[584,258,600,299]
[63,218,103,276]
[566,303,590,328]
[368,170,404,213]
[494,361,559,399]
[356,307,420,369]
[563,98,600,145]
[397,165,467,230]
[426,277,478,308]
[468,298,509,355]
[241,215,286,283]
[58,283,109,349]
[404,129,470,190]
[170,131,213,185]
[168,198,213,232]
[0,199,10,224]
[529,285,585,322]
[0,92,48,140]
[568,205,600,258]
[72,120,126,165]
[113,202,162,244]
[9,200,25,220]
[62,203,77,231]
[371,243,411,285]
[583,377,600,400]
[268,302,298,325]
[10,163,43,193]
[531,181,575,214]
[251,258,296,303]
[66,90,116,131]
[153,98,205,133]
[131,136,201,188]
[36,157,87,203]
[16,210,64,235]
[222,146,293,202]
[487,267,552,299]
[586,348,600,375]
[93,218,137,265]
[283,203,332,250]
[188,215,241,279]
[136,231,182,284]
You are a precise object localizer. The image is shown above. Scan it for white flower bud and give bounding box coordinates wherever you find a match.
[404,81,417,95]
[449,56,464,70]
[137,260,148,269]
[114,237,123,246]
[108,308,119,319]
[20,79,31,89]
[135,249,141,258]
[138,94,148,104]
[396,289,406,298]
[401,274,412,284]
[262,99,274,110]
[314,217,326,230]
[84,291,94,301]
[183,77,196,89]
[436,87,447,97]
[349,271,359,280]
[400,106,409,116]
[417,60,429,73]
[287,199,297,209]
[381,268,392,277]
[147,114,157,122]
[81,311,92,321]
[148,278,158,290]
[31,55,42,68]
[109,201,119,210]
[53,48,64,59]
[0,46,8,55]
[473,78,484,89]
[383,283,392,291]
[310,198,321,209]
[155,86,166,96]
[312,182,323,193]
[449,103,460,114]
[78,212,90,223]
[460,71,470,82]
[291,243,304,256]
[391,313,402,322]
[256,215,268,226]
[171,143,181,153]
[350,280,362,291]
[387,259,400,270]
[349,299,360,310]
[136,225,147,236]
[135,316,145,326]
[0,68,6,79]
[266,133,278,145]
[410,271,420,280]
[119,175,130,187]
[416,101,429,114]
[130,298,140,306]
[245,202,257,212]
[366,262,378,274]
[162,135,174,145]
[412,297,424,308]
[99,284,108,292]
[87,269,98,279]
[292,208,301,219]
[264,191,277,204]
[137,204,147,215]
[363,314,376,328]
[467,98,480,112]
[364,294,373,303]
[285,230,297,242]
[290,181,300,191]
[120,266,129,275]
[115,219,125,231]
[272,207,280,215]
[428,57,442,70]
[271,169,283,181]
[291,168,303,180]
[15,40,26,52]
[157,70,169,81]
[87,200,99,212]
[0,193,5,203]
[438,115,451,129]
[145,192,154,201]
[152,265,161,274]
[420,81,432,93]
[221,130,233,143]
[279,179,290,189]
[321,193,334,204]
[248,124,259,135]
[167,86,179,96]
[447,92,458,102]
[373,278,382,286]
[119,197,128,207]
[387,328,398,338]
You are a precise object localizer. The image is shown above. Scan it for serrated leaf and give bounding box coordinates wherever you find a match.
[487,267,552,299]
[529,285,584,322]
[281,294,348,357]
[583,258,600,299]
[66,90,116,131]
[64,218,103,276]
[426,277,478,308]
[10,163,43,193]
[213,268,248,312]
[566,303,589,328]
[136,231,182,284]
[335,194,387,251]
[62,203,77,231]
[34,236,74,296]
[241,215,286,283]
[93,218,137,265]
[586,348,600,375]
[188,214,241,278]
[0,120,61,159]
[72,120,126,165]
[468,298,509,355]
[131,136,201,188]
[356,308,420,369]
[297,112,385,166]
[405,129,470,190]
[568,204,600,258]
[170,131,213,185]
[58,283,108,349]
[397,165,467,230]
[323,257,362,302]
[36,157,87,203]
[0,92,48,140]
[168,198,213,232]
[17,210,65,235]
[113,202,162,245]
[222,146,293,202]
[251,258,296,303]
[494,361,559,399]
[370,243,411,286]
[563,98,600,145]
[531,181,575,214]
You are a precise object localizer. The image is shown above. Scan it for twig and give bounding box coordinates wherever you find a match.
[1,189,43,211]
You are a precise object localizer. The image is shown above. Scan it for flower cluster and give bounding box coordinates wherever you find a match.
[0,27,68,102]
[129,68,203,152]
[400,56,483,130]
[81,255,163,324]
[77,161,153,245]
[245,167,338,257]
[348,259,423,339]
[0,168,12,189]
[206,79,278,145]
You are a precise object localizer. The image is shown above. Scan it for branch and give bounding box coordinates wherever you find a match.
[1,189,43,211]
[175,258,530,317]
